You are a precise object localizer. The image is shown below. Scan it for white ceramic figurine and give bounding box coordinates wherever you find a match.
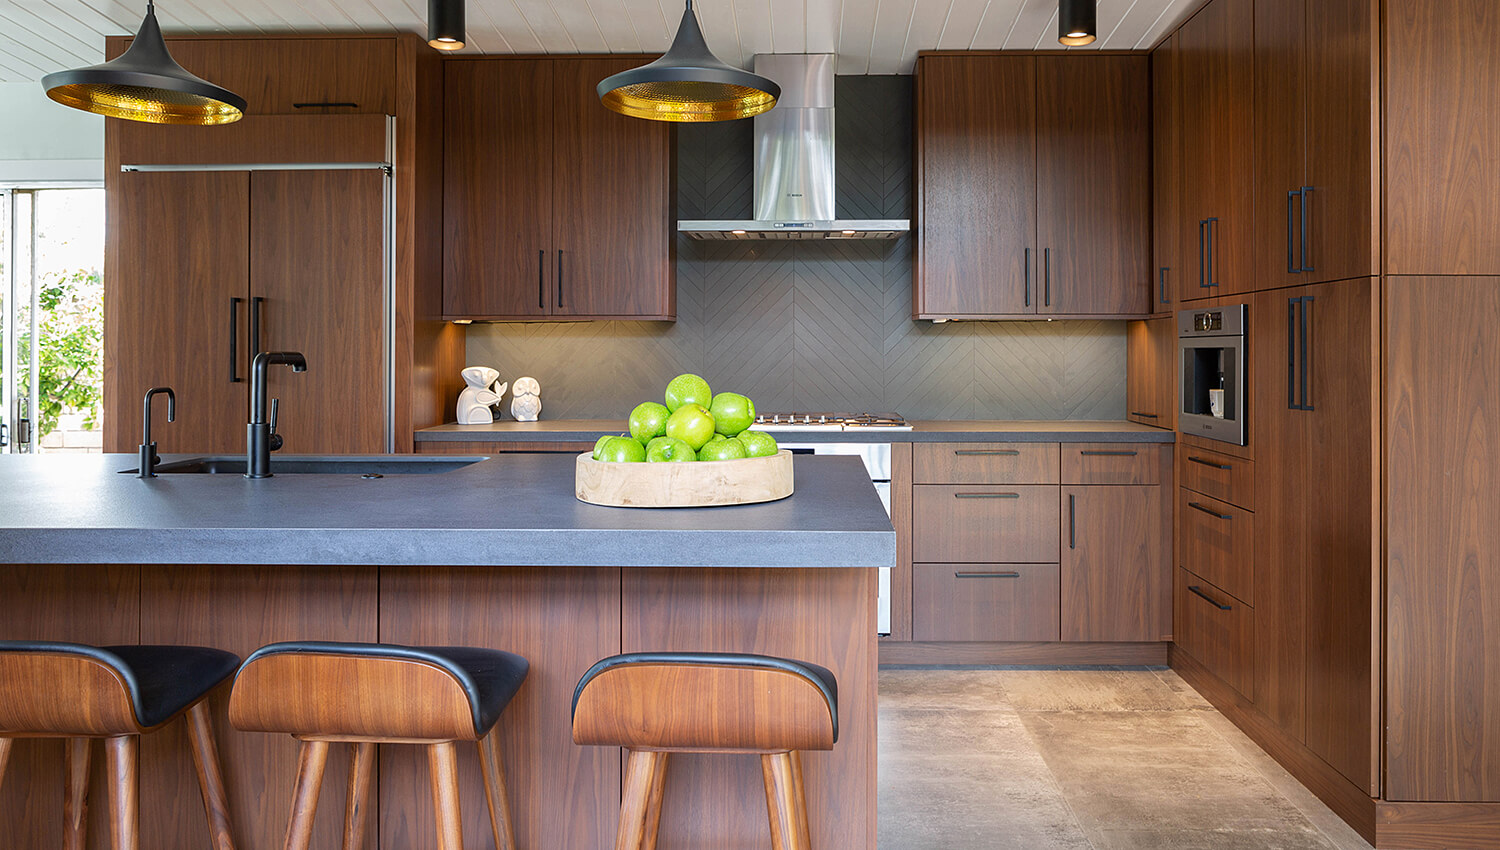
[510,376,542,422]
[456,366,508,425]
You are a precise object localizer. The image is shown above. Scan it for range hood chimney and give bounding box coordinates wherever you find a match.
[677,54,909,240]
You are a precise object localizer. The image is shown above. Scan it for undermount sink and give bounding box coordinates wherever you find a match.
[120,456,488,475]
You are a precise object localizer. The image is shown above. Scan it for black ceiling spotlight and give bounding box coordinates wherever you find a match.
[1059,0,1098,46]
[597,0,780,122]
[428,0,465,51]
[41,1,245,125]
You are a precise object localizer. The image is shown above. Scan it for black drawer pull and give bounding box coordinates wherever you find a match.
[1188,501,1232,520]
[1188,585,1233,610]
[1079,450,1137,456]
[1129,411,1159,419]
[228,297,243,383]
[954,449,1019,456]
[955,571,1021,579]
[1187,455,1232,470]
[1068,494,1076,549]
[292,101,359,109]
[954,492,1021,499]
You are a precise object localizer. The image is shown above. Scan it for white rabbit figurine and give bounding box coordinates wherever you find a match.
[456,366,508,425]
[510,376,542,422]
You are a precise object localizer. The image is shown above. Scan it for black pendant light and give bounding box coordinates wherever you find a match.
[1059,0,1097,46]
[41,2,245,125]
[428,0,465,51]
[597,0,780,123]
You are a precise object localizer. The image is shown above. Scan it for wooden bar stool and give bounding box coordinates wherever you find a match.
[572,652,839,850]
[227,641,528,850]
[0,640,240,850]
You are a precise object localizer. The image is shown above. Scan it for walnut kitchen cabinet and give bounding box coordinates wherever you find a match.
[1253,0,1378,290]
[1151,32,1183,314]
[1126,316,1177,428]
[914,53,1150,319]
[141,36,396,115]
[443,57,674,321]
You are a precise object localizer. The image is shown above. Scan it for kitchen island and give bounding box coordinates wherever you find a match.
[0,453,892,850]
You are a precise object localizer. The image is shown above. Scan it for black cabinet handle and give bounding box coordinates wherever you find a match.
[1080,450,1138,456]
[557,249,565,309]
[1198,221,1207,288]
[228,297,244,383]
[1043,248,1051,307]
[1287,297,1298,410]
[1288,296,1315,411]
[1206,217,1220,287]
[1300,295,1313,410]
[1188,585,1232,610]
[250,296,265,362]
[1024,248,1032,307]
[954,449,1019,456]
[1069,493,1077,550]
[1187,455,1231,470]
[1188,501,1232,520]
[538,249,545,309]
[955,571,1022,579]
[1159,267,1170,304]
[1286,189,1301,274]
[1299,186,1314,272]
[954,492,1021,499]
[1129,411,1160,419]
[292,102,359,109]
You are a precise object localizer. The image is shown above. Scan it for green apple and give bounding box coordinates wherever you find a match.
[597,436,646,462]
[665,403,716,450]
[592,435,614,460]
[664,373,712,412]
[628,401,671,445]
[646,436,696,462]
[737,430,779,458]
[708,392,755,435]
[698,437,748,462]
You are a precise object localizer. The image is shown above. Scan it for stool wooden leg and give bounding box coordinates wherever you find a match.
[618,749,670,850]
[105,735,139,850]
[477,730,517,850]
[186,702,236,850]
[65,737,92,850]
[342,742,375,850]
[0,737,11,787]
[283,740,330,850]
[761,751,811,850]
[427,742,464,850]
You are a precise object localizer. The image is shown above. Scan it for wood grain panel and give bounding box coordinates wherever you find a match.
[1376,802,1500,850]
[1252,0,1307,292]
[1385,1,1500,275]
[138,566,378,850]
[912,563,1060,642]
[880,641,1168,666]
[888,442,914,642]
[0,566,138,850]
[1063,486,1166,642]
[443,59,554,318]
[622,568,875,850]
[1178,447,1255,510]
[1151,35,1182,313]
[1386,276,1500,802]
[1061,444,1162,485]
[1035,55,1151,316]
[915,55,1037,317]
[1174,567,1254,699]
[111,115,390,167]
[1126,317,1177,427]
[552,57,675,319]
[379,567,621,850]
[104,171,248,454]
[1177,490,1254,605]
[912,442,1059,484]
[913,485,1061,563]
[251,169,386,454]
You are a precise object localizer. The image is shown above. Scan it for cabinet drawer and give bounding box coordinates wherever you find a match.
[913,443,1060,484]
[913,564,1061,642]
[1061,443,1163,484]
[1178,490,1254,605]
[1180,448,1255,510]
[913,485,1060,563]
[1175,568,1254,699]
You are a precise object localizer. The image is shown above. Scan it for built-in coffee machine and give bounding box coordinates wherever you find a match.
[1178,305,1247,446]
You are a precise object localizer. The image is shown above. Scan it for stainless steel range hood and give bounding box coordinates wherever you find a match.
[677,54,909,240]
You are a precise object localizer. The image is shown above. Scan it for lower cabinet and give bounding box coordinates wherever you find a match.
[1062,485,1167,641]
[1175,567,1255,698]
[913,564,1060,641]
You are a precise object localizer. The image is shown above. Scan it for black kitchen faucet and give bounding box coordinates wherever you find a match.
[247,351,307,479]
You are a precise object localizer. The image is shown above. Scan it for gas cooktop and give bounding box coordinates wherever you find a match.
[752,412,912,432]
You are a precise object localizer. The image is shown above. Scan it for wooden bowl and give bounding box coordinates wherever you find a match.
[575,450,794,508]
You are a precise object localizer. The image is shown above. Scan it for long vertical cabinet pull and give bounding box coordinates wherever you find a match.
[557,249,565,310]
[228,297,244,383]
[1287,295,1316,411]
[1198,221,1208,289]
[1159,267,1170,305]
[1068,493,1077,549]
[1287,190,1302,274]
[1287,299,1298,409]
[1205,217,1219,287]
[537,249,545,309]
[1299,187,1314,272]
[1299,296,1313,410]
[1043,248,1052,307]
[1024,248,1032,307]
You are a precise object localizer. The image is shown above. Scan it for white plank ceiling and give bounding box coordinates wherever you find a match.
[0,0,1204,82]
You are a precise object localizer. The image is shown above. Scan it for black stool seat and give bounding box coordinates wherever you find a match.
[239,641,529,737]
[0,640,240,729]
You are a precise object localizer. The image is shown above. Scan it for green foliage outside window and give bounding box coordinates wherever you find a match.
[13,270,105,437]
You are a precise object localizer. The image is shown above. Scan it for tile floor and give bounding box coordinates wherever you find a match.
[878,667,1375,850]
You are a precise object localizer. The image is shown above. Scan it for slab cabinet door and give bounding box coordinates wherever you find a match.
[1061,485,1166,641]
[1151,34,1182,313]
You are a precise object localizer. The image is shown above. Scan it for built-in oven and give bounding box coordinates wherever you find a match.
[1179,304,1248,446]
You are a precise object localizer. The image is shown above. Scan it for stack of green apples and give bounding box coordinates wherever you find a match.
[592,373,780,463]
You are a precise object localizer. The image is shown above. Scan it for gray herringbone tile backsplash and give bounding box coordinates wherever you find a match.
[466,76,1127,421]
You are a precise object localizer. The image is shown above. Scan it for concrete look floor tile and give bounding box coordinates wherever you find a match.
[879,669,1012,710]
[1151,668,1216,710]
[1089,828,1337,850]
[992,669,1187,712]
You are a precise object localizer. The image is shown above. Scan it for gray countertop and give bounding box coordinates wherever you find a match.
[416,419,1176,444]
[0,453,894,569]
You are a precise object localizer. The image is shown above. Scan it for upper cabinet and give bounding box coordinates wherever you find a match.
[147,37,396,115]
[1253,0,1378,289]
[1151,34,1182,314]
[443,57,674,321]
[914,54,1150,320]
